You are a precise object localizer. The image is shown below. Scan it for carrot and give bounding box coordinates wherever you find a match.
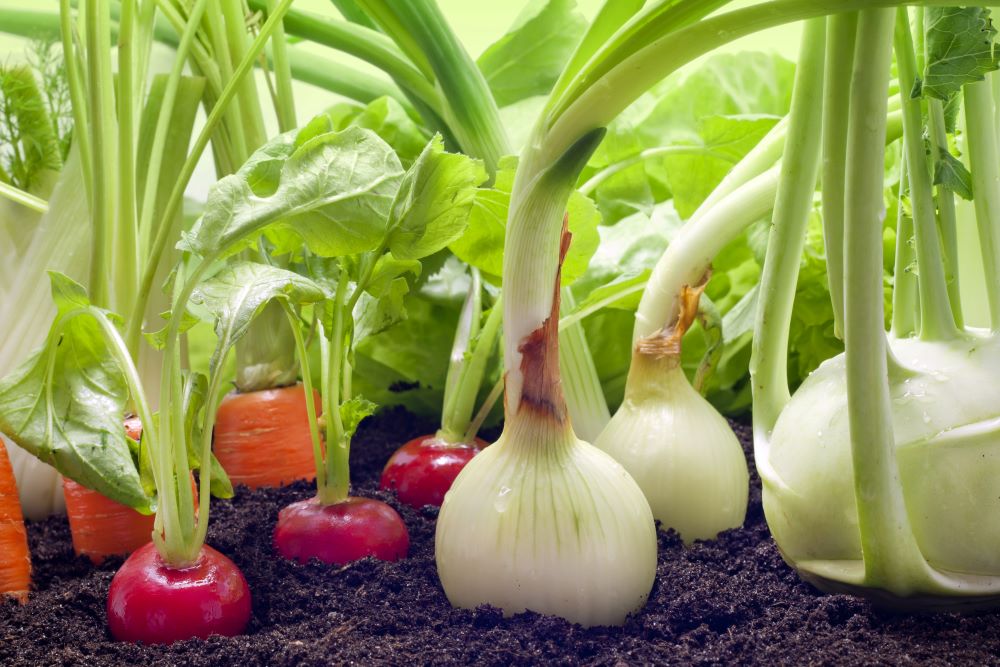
[0,438,31,603]
[62,417,195,564]
[213,384,322,489]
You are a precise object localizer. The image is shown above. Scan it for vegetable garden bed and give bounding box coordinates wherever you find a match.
[3,407,998,666]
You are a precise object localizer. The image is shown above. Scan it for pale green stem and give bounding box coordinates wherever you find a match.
[116,0,139,351]
[282,302,326,494]
[0,181,49,213]
[84,0,116,310]
[221,0,267,152]
[59,0,93,209]
[128,0,211,354]
[266,0,297,132]
[749,18,826,436]
[820,11,857,340]
[441,294,503,444]
[891,157,919,337]
[927,98,963,327]
[321,277,350,505]
[127,0,295,350]
[634,167,780,342]
[894,11,958,341]
[964,80,1000,331]
[578,145,725,196]
[845,8,931,592]
[559,289,610,443]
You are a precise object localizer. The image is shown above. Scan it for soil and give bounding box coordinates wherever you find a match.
[3,408,1000,666]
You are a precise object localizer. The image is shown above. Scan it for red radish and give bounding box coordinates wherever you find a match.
[380,435,487,508]
[274,496,408,565]
[107,542,251,644]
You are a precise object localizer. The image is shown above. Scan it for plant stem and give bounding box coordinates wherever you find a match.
[0,181,48,213]
[820,11,857,340]
[127,0,295,350]
[927,97,963,326]
[266,0,297,132]
[891,157,919,337]
[357,0,509,174]
[964,79,1000,331]
[84,0,115,310]
[559,288,610,442]
[116,0,139,350]
[634,167,780,341]
[749,18,826,436]
[321,276,350,505]
[578,145,725,196]
[282,302,325,493]
[250,1,443,120]
[893,11,958,341]
[440,294,503,444]
[844,8,931,591]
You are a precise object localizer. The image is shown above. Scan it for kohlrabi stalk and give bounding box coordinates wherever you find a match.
[754,6,1000,607]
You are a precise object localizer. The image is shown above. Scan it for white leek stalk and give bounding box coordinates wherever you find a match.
[597,285,747,543]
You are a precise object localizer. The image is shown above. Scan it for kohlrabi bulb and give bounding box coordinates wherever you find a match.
[435,413,658,627]
[596,357,748,543]
[763,333,1000,580]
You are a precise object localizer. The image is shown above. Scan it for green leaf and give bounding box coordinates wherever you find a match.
[450,155,600,283]
[326,96,429,165]
[181,125,404,261]
[386,135,487,261]
[923,7,999,101]
[353,276,410,346]
[660,115,780,218]
[190,262,325,376]
[477,0,588,107]
[934,146,974,200]
[179,371,232,499]
[367,254,422,298]
[339,396,377,442]
[0,273,150,512]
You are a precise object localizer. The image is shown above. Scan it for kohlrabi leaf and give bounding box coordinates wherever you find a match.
[326,96,429,165]
[387,135,487,261]
[923,7,999,101]
[660,115,780,218]
[0,273,151,512]
[181,126,404,261]
[477,0,588,107]
[190,262,325,375]
[450,156,600,283]
[934,147,974,200]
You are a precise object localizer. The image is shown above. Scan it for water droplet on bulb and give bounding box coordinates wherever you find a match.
[494,485,513,513]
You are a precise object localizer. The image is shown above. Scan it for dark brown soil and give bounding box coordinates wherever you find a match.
[3,407,1000,666]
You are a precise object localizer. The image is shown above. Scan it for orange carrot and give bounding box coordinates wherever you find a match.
[63,477,155,565]
[0,439,31,603]
[213,384,322,489]
[62,418,196,564]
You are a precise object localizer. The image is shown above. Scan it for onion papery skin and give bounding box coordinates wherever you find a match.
[763,334,1000,581]
[596,359,748,543]
[435,413,657,627]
